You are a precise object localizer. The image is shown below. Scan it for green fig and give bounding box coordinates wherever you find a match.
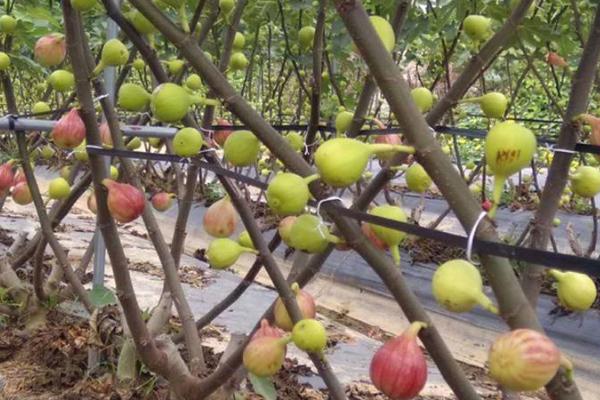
[485,121,537,217]
[70,0,96,11]
[463,15,492,41]
[173,127,204,157]
[219,0,235,15]
[39,145,55,160]
[166,58,185,75]
[48,70,75,92]
[410,87,433,113]
[432,259,498,314]
[291,319,327,353]
[223,130,260,166]
[0,52,10,71]
[132,58,146,71]
[548,269,597,312]
[314,138,415,187]
[32,101,51,116]
[150,83,192,122]
[128,10,156,34]
[110,165,119,180]
[0,15,17,33]
[569,166,600,198]
[335,110,354,135]
[229,52,248,71]
[285,132,304,152]
[233,32,245,51]
[185,73,203,90]
[148,137,162,149]
[368,205,407,265]
[48,177,71,200]
[74,140,89,162]
[405,163,432,193]
[206,238,257,269]
[353,16,395,54]
[266,173,319,216]
[127,136,142,150]
[237,230,255,250]
[298,26,316,50]
[289,214,342,253]
[117,83,151,112]
[59,166,72,180]
[93,39,129,75]
[459,92,507,119]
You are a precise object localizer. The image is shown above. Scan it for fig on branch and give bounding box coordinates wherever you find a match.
[203,196,238,238]
[314,138,415,188]
[117,83,150,112]
[173,127,204,157]
[51,108,86,149]
[219,0,235,16]
[214,118,233,146]
[48,177,71,200]
[432,259,498,314]
[546,52,568,68]
[102,179,145,223]
[484,121,537,217]
[185,73,203,91]
[233,32,245,51]
[0,15,16,33]
[569,166,600,198]
[266,172,318,216]
[298,26,316,50]
[405,163,432,194]
[150,83,192,123]
[0,163,14,192]
[353,16,395,54]
[206,238,257,269]
[370,321,428,400]
[229,52,249,71]
[291,319,327,353]
[166,59,185,75]
[278,216,297,246]
[128,10,156,35]
[368,205,407,265]
[151,192,175,212]
[34,33,66,67]
[71,0,96,12]
[48,70,75,92]
[33,101,51,116]
[243,335,290,377]
[11,182,32,205]
[410,87,434,113]
[335,109,354,135]
[0,52,10,71]
[223,130,260,166]
[285,132,304,152]
[548,269,597,311]
[237,230,254,249]
[93,39,129,76]
[488,329,564,392]
[289,214,342,254]
[274,282,316,331]
[463,15,492,41]
[459,92,507,119]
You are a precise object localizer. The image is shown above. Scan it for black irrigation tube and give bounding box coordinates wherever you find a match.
[86,145,600,278]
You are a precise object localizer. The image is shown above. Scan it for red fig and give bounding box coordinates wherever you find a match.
[12,168,26,185]
[481,199,492,211]
[274,282,316,331]
[374,134,403,161]
[34,33,66,67]
[203,196,238,237]
[0,163,14,191]
[99,122,113,148]
[51,108,86,149]
[546,52,568,68]
[214,118,233,147]
[102,179,145,223]
[370,321,428,400]
[11,182,33,205]
[151,192,175,212]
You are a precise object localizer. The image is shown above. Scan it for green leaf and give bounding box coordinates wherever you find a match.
[88,285,117,307]
[248,373,277,400]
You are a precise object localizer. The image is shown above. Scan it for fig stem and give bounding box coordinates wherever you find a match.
[326,233,343,245]
[290,282,300,294]
[458,96,483,104]
[560,354,574,382]
[476,291,499,314]
[369,143,415,155]
[243,247,259,255]
[548,269,566,281]
[405,321,428,337]
[390,244,401,266]
[91,59,105,77]
[303,173,320,185]
[488,175,506,219]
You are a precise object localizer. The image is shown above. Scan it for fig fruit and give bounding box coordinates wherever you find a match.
[0,163,14,192]
[291,319,327,353]
[48,177,71,200]
[485,121,536,217]
[117,83,151,112]
[128,10,156,35]
[252,319,285,340]
[214,118,233,146]
[266,172,318,216]
[488,329,562,392]
[463,15,492,41]
[59,166,71,180]
[99,122,113,149]
[93,39,129,76]
[229,52,248,71]
[33,101,51,116]
[278,216,297,246]
[411,87,433,113]
[274,282,316,331]
[173,127,204,157]
[335,109,354,135]
[102,179,145,223]
[370,321,428,400]
[11,182,32,205]
[34,33,66,67]
[48,69,75,92]
[315,138,414,187]
[127,136,142,150]
[432,259,498,314]
[233,32,245,51]
[151,192,175,212]
[460,92,507,119]
[203,196,238,237]
[219,0,234,15]
[353,16,395,54]
[569,166,600,198]
[0,52,10,70]
[405,163,432,193]
[223,130,260,166]
[185,73,203,90]
[368,205,407,265]
[546,52,568,68]
[51,108,86,149]
[39,145,55,160]
[166,58,185,75]
[71,0,96,11]
[243,335,289,377]
[150,83,192,123]
[285,132,304,152]
[548,269,597,311]
[298,26,316,50]
[289,214,342,253]
[206,238,257,269]
[0,15,16,33]
[237,230,254,249]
